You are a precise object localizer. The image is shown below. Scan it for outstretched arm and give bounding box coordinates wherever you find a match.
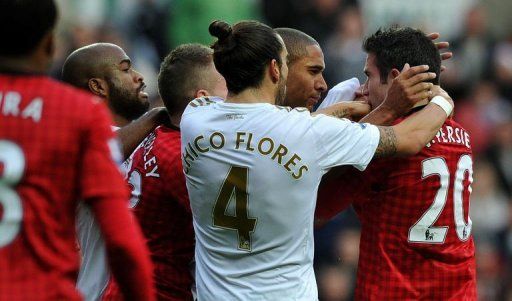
[117,107,169,159]
[312,101,370,120]
[373,87,453,158]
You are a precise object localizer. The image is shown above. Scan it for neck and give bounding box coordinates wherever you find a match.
[225,87,276,105]
[0,56,47,74]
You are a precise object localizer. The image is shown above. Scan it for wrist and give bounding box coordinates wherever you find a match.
[430,96,453,117]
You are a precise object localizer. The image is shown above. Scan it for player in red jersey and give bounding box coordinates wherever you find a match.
[0,1,155,300]
[62,43,168,300]
[103,44,227,301]
[316,27,476,300]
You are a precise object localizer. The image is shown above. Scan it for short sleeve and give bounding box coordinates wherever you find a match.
[80,100,129,201]
[311,115,380,171]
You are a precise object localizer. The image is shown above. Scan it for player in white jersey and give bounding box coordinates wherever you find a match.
[62,43,166,300]
[181,20,454,300]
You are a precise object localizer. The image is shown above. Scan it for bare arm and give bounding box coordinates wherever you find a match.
[312,101,370,120]
[373,90,453,158]
[117,107,169,160]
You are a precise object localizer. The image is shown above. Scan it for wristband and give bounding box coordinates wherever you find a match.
[430,96,452,117]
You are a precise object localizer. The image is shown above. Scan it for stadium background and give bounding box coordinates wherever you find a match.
[52,0,512,300]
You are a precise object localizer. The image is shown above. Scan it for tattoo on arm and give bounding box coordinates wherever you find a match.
[374,126,398,158]
[331,108,350,119]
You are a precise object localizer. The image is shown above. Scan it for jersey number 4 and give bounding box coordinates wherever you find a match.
[0,140,25,248]
[408,155,473,244]
[213,166,257,252]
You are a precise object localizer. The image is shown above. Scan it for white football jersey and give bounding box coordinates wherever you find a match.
[180,97,380,301]
[76,133,133,301]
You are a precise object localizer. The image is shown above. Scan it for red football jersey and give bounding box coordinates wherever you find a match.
[317,115,476,300]
[0,75,131,300]
[104,125,194,301]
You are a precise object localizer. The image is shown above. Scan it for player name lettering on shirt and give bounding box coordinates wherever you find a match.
[141,132,160,178]
[0,91,43,122]
[427,125,471,148]
[182,131,309,179]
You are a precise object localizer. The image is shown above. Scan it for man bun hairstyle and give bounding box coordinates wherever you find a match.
[363,26,441,85]
[209,20,233,41]
[209,20,284,94]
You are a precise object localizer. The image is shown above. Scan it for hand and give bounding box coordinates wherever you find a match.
[427,32,453,72]
[381,64,436,118]
[346,100,371,121]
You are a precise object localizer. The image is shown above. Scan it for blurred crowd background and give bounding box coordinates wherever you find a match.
[52,0,512,300]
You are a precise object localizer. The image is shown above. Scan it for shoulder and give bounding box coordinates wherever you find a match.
[184,96,222,112]
[152,127,182,162]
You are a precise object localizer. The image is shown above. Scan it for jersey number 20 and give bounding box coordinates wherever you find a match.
[408,155,473,244]
[0,140,25,248]
[213,166,257,252]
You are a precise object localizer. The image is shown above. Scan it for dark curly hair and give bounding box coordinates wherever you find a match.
[363,27,441,84]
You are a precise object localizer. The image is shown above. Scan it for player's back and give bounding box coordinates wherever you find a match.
[127,125,194,300]
[354,116,476,300]
[180,97,379,300]
[0,74,115,300]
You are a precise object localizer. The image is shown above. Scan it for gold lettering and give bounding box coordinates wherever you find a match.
[236,132,246,150]
[246,133,255,151]
[194,135,209,153]
[182,146,195,168]
[284,154,301,172]
[210,132,225,149]
[292,165,309,179]
[258,137,274,155]
[188,142,198,157]
[271,144,288,164]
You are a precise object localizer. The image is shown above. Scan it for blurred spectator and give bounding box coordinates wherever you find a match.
[484,120,512,198]
[442,5,495,97]
[296,0,346,45]
[494,33,512,99]
[476,241,504,301]
[262,0,309,29]
[470,160,509,240]
[323,6,366,87]
[455,81,512,155]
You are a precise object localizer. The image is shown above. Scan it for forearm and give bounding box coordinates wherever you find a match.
[313,101,371,121]
[91,197,155,301]
[394,101,449,155]
[313,103,353,119]
[117,107,168,159]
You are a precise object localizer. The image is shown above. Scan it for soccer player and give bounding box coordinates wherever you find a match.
[180,19,454,300]
[61,43,165,300]
[315,27,476,300]
[103,43,227,300]
[0,1,154,300]
[275,27,452,115]
[62,43,168,160]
